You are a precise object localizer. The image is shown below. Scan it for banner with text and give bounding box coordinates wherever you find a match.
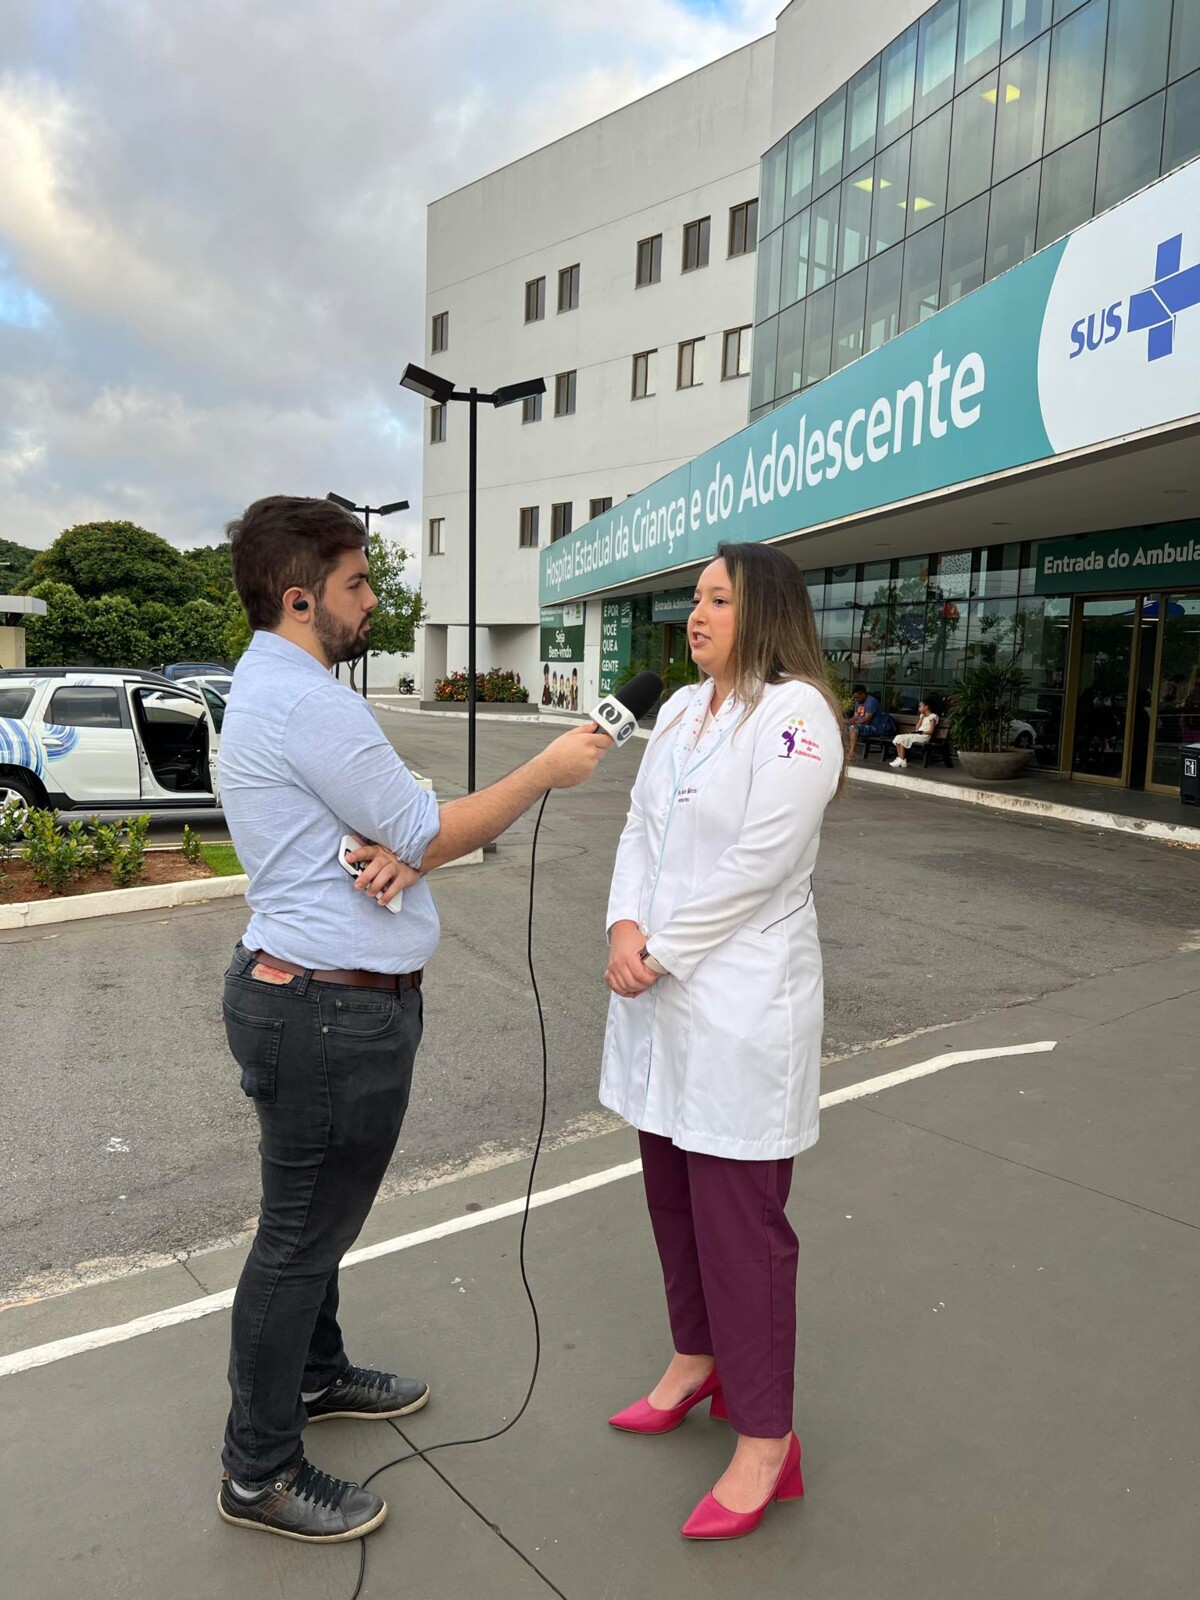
[541,158,1200,606]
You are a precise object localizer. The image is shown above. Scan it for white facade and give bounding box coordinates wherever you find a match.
[419,34,776,700]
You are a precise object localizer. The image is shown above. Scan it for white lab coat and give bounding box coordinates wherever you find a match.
[600,676,842,1162]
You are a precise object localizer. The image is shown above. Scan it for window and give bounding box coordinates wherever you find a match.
[782,208,811,306]
[590,497,613,518]
[815,88,847,194]
[729,199,758,256]
[682,217,711,271]
[832,263,868,371]
[840,167,873,273]
[519,507,540,548]
[776,301,806,397]
[554,370,576,416]
[750,315,779,411]
[677,337,704,389]
[949,69,998,208]
[992,32,1050,182]
[522,391,543,424]
[557,263,579,312]
[1004,0,1053,58]
[524,277,545,322]
[431,311,448,353]
[1037,129,1098,246]
[915,0,960,122]
[430,404,446,444]
[1096,92,1166,212]
[636,234,662,286]
[899,218,945,329]
[722,325,752,379]
[786,116,816,217]
[0,686,33,719]
[865,244,904,350]
[986,161,1040,278]
[1044,0,1106,154]
[810,186,841,289]
[1164,70,1200,173]
[1173,1,1200,79]
[760,137,789,234]
[756,224,784,319]
[942,192,990,301]
[880,24,920,145]
[1103,0,1172,121]
[872,133,911,254]
[631,349,656,399]
[958,0,1002,92]
[802,283,835,386]
[550,503,573,543]
[47,687,122,728]
[847,58,881,169]
[428,518,444,556]
[907,102,953,230]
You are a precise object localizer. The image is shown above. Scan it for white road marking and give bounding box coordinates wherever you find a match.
[0,1039,1056,1378]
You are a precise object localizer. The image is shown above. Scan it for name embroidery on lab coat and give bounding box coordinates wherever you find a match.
[676,786,699,804]
[779,718,822,762]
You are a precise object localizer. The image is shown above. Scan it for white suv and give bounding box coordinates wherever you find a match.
[0,668,222,815]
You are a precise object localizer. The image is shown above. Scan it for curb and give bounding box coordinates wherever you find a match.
[0,873,250,931]
[847,763,1200,846]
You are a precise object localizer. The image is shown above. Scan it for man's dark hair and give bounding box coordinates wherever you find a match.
[853,683,867,694]
[227,496,368,631]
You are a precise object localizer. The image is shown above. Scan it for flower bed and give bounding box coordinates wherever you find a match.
[0,850,218,906]
[434,669,529,703]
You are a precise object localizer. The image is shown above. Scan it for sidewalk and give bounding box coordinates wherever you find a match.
[3,955,1198,1599]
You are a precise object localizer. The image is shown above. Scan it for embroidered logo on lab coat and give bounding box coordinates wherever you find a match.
[779,718,822,762]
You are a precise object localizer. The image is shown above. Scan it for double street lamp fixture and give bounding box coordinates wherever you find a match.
[398,362,546,793]
[325,491,410,698]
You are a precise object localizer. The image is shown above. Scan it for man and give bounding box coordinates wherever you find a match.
[847,682,885,757]
[215,496,608,1544]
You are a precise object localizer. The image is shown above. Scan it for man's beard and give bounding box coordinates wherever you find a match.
[314,599,369,665]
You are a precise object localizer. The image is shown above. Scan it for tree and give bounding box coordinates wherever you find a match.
[23,521,203,606]
[138,601,184,664]
[366,532,423,656]
[22,581,93,667]
[175,598,228,662]
[224,594,251,662]
[0,539,38,591]
[87,594,152,667]
[183,542,235,606]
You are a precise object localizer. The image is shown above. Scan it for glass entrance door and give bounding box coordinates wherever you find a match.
[1070,598,1139,783]
[1149,596,1200,792]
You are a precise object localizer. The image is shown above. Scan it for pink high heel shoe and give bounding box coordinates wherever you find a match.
[680,1432,803,1540]
[608,1366,725,1434]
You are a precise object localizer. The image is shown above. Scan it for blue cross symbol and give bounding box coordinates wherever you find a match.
[1126,234,1200,361]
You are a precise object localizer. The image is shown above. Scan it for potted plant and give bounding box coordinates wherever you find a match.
[950,662,1033,780]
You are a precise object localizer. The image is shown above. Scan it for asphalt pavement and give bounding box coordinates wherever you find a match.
[2,954,1197,1600]
[2,711,1198,1308]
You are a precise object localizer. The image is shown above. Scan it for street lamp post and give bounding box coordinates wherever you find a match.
[398,363,546,794]
[325,492,409,699]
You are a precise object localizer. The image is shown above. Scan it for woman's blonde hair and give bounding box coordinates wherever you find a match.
[709,541,847,789]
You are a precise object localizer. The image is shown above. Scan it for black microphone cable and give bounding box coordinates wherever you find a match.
[347,789,568,1600]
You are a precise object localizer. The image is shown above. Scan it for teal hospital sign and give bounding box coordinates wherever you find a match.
[541,157,1200,606]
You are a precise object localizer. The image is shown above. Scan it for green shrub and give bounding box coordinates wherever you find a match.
[181,824,204,865]
[23,808,89,895]
[434,670,529,704]
[110,815,150,888]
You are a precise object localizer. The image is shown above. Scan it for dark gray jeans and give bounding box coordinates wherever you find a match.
[220,944,422,1483]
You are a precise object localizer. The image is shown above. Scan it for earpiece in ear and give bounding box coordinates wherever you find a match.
[293,599,309,613]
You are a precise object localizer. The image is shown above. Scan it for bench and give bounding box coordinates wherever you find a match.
[859,711,954,768]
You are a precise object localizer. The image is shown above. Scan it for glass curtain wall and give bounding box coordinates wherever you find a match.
[804,540,1071,766]
[752,0,1200,418]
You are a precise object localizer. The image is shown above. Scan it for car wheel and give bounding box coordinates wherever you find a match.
[0,770,40,830]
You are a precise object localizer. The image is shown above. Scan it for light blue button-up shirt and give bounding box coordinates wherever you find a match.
[218,631,441,974]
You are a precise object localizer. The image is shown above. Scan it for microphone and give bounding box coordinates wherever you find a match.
[589,671,664,749]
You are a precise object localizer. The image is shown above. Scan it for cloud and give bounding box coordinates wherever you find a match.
[0,0,776,555]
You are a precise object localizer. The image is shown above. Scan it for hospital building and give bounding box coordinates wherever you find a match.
[420,0,1200,798]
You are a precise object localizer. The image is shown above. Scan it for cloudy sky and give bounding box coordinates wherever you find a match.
[0,0,777,560]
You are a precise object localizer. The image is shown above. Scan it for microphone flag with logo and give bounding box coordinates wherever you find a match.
[589,671,664,748]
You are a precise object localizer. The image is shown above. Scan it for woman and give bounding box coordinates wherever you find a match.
[601,541,845,1541]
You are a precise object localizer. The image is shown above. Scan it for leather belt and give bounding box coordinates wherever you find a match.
[249,951,422,993]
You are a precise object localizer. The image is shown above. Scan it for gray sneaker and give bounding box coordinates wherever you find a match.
[218,1457,386,1543]
[305,1364,429,1423]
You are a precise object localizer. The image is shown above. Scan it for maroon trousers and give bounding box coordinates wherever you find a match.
[638,1130,799,1438]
